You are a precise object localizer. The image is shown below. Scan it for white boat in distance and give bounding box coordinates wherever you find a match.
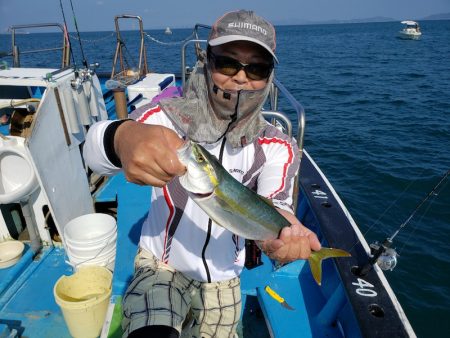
[398,20,422,39]
[164,26,172,35]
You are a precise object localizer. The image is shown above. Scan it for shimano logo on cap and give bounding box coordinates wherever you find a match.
[228,22,267,35]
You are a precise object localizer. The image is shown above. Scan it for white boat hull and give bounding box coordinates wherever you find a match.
[398,29,421,40]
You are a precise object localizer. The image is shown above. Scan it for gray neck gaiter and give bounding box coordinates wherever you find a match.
[159,61,272,148]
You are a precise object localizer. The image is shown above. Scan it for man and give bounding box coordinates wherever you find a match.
[84,10,320,338]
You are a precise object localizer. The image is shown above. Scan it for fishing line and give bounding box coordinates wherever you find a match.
[397,196,434,255]
[58,0,76,67]
[355,169,449,274]
[397,176,449,254]
[68,0,88,68]
[388,169,449,243]
[348,167,427,252]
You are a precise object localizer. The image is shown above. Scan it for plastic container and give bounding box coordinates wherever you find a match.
[68,244,116,272]
[0,136,38,204]
[0,240,25,269]
[127,73,175,102]
[54,266,112,338]
[64,213,117,244]
[63,213,117,271]
[66,231,117,258]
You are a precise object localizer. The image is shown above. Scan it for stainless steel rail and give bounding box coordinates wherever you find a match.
[111,15,148,81]
[9,23,70,68]
[181,39,207,91]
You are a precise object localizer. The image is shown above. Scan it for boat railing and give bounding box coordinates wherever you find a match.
[191,24,211,61]
[181,39,207,90]
[7,23,70,68]
[111,15,148,85]
[271,78,306,154]
[266,80,306,211]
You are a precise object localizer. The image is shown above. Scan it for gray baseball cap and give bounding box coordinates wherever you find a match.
[208,10,278,63]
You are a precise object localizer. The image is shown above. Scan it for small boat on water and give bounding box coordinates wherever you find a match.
[165,26,172,35]
[0,14,416,338]
[398,20,422,40]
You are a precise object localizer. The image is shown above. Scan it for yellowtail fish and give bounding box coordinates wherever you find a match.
[177,141,351,285]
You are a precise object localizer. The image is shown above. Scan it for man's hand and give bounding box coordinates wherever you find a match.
[257,209,321,264]
[114,121,186,187]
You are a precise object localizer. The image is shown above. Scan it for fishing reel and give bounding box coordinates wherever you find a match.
[71,63,100,90]
[369,241,398,271]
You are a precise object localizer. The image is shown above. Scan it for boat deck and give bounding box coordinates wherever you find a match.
[0,172,149,337]
[0,170,336,337]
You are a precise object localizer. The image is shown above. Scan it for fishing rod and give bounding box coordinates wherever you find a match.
[356,169,450,276]
[58,0,76,67]
[68,0,88,68]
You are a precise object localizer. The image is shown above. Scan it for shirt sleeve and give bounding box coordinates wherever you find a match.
[83,120,121,176]
[256,130,300,214]
[83,103,180,176]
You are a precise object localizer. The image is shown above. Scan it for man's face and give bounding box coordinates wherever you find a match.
[209,41,273,92]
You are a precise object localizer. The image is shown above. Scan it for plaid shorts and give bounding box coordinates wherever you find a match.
[122,248,241,338]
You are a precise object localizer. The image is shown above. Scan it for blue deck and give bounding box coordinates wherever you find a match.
[0,173,150,337]
[0,246,72,337]
[0,170,351,337]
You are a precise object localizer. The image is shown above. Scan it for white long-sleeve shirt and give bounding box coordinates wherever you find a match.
[84,103,300,282]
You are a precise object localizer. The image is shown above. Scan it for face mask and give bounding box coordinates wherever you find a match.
[159,60,273,148]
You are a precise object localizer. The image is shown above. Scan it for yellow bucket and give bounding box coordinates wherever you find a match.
[54,266,112,338]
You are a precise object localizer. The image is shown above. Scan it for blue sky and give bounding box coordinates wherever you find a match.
[1,0,449,32]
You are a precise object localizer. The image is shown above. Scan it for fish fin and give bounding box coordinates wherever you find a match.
[308,247,351,285]
[214,192,241,214]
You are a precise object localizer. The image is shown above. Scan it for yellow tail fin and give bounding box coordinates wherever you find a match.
[308,247,351,285]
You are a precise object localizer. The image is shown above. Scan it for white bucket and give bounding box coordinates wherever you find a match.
[66,231,117,258]
[54,266,112,338]
[64,213,117,271]
[69,254,116,272]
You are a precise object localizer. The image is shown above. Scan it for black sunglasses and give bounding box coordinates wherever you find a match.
[208,51,274,81]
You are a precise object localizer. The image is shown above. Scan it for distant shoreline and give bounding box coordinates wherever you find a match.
[1,15,449,34]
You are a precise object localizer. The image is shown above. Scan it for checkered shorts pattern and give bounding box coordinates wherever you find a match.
[122,248,241,338]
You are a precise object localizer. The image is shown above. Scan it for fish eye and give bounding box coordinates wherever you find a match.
[197,154,205,163]
[192,148,205,163]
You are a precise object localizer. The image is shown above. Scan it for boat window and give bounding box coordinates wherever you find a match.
[0,85,31,99]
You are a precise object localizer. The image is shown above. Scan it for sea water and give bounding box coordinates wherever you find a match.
[1,20,449,337]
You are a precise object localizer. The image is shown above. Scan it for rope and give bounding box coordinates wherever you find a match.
[0,98,41,110]
[68,31,195,46]
[144,31,195,46]
[68,32,115,43]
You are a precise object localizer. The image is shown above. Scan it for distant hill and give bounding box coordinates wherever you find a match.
[273,12,450,26]
[318,16,397,24]
[273,16,396,26]
[421,12,450,20]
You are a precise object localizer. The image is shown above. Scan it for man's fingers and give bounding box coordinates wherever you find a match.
[258,239,283,255]
[308,232,322,251]
[113,121,186,186]
[278,226,292,243]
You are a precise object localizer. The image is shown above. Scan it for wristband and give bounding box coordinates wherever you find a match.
[103,119,132,168]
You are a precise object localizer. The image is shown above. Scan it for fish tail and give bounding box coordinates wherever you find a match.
[308,248,351,285]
